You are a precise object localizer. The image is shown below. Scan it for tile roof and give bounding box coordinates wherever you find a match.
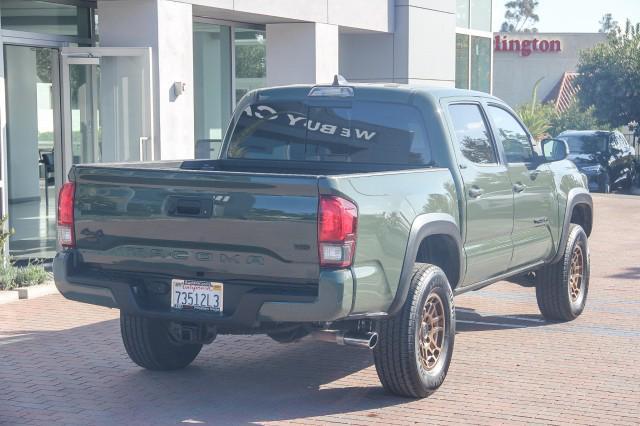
[543,72,580,112]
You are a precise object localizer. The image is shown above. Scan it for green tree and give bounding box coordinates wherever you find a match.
[576,20,640,128]
[548,102,609,136]
[598,13,619,33]
[500,0,540,33]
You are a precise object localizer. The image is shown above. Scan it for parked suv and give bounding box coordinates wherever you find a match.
[55,82,593,398]
[558,130,636,193]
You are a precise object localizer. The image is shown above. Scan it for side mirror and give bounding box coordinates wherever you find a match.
[541,138,569,162]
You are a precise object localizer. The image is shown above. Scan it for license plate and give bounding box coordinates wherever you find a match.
[171,279,223,312]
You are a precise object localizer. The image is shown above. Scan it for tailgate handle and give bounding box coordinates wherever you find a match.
[167,197,213,218]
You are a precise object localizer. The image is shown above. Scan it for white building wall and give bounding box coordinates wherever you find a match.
[0,34,6,222]
[182,0,393,33]
[157,1,195,160]
[340,0,456,86]
[340,33,395,82]
[4,46,40,201]
[266,23,339,86]
[493,33,607,108]
[98,0,195,161]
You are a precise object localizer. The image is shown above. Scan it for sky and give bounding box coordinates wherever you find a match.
[492,0,640,32]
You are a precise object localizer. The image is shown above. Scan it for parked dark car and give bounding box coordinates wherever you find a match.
[558,130,636,193]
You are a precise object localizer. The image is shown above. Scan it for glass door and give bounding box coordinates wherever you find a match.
[60,47,154,181]
[4,45,60,259]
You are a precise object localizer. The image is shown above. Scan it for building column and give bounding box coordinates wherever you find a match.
[266,23,339,86]
[339,1,455,86]
[393,1,456,86]
[97,0,194,160]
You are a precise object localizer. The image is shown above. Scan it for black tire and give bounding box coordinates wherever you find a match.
[535,224,589,321]
[373,263,455,398]
[624,166,636,190]
[120,313,202,370]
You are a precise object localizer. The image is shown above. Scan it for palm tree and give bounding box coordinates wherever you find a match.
[516,78,555,142]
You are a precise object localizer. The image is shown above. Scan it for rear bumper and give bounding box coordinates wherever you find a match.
[54,251,354,327]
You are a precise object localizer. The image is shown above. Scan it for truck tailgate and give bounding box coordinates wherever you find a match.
[72,166,320,283]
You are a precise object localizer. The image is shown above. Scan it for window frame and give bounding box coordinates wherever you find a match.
[615,132,629,150]
[447,101,501,167]
[486,103,537,165]
[608,133,620,152]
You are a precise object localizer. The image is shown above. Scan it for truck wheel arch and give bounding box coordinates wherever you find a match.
[551,188,593,264]
[570,202,593,237]
[386,213,463,317]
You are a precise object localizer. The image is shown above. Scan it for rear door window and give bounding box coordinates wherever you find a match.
[227,100,432,165]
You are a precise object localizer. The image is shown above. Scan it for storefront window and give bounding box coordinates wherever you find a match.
[234,28,266,102]
[471,36,491,93]
[193,22,232,159]
[470,0,492,32]
[456,0,470,28]
[455,34,470,89]
[0,0,91,38]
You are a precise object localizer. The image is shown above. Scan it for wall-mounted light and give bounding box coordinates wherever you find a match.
[173,81,186,97]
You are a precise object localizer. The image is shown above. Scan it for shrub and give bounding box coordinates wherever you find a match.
[0,264,18,291]
[0,262,50,291]
[548,102,610,137]
[15,263,50,287]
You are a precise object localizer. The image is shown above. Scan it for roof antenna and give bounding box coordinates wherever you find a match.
[332,74,348,86]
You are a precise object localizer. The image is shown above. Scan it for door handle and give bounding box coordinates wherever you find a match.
[468,186,484,198]
[513,183,527,193]
[533,217,549,225]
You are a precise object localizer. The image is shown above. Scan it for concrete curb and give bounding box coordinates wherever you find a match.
[0,290,19,304]
[17,282,58,300]
[0,281,58,305]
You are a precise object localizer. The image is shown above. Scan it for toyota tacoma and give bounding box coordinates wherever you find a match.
[54,80,593,398]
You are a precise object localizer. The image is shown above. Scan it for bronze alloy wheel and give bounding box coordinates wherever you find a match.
[418,293,446,371]
[569,245,584,303]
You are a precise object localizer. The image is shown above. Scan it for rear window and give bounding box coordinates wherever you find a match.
[226,100,432,165]
[561,134,608,154]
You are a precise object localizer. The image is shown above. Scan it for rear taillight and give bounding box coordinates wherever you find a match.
[57,182,75,248]
[318,195,358,268]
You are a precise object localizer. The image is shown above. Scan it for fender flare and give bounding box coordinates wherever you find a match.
[550,188,593,264]
[386,213,463,316]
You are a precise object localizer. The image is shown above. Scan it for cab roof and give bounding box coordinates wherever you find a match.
[254,82,503,104]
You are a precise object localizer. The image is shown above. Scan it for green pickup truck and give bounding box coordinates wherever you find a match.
[54,81,593,398]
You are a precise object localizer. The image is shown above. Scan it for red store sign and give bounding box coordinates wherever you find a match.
[494,35,562,57]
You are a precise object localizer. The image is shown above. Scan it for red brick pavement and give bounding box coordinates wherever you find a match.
[1,194,639,425]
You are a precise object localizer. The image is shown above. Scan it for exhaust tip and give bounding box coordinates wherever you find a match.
[310,330,379,349]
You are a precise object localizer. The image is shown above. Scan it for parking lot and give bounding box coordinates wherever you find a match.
[1,193,639,425]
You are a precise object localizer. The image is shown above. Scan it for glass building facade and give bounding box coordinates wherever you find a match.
[193,21,266,160]
[455,0,492,93]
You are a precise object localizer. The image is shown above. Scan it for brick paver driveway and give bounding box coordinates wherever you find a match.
[1,194,639,425]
